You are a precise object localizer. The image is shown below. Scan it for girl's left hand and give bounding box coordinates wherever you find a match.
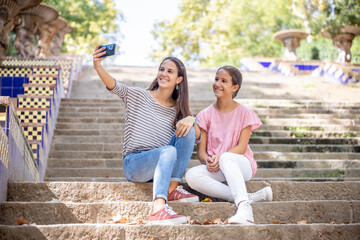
[207,154,220,172]
[176,116,195,137]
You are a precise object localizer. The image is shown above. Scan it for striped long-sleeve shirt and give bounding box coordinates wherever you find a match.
[109,80,176,157]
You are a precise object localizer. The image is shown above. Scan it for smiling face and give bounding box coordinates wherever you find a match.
[213,69,239,99]
[157,59,183,90]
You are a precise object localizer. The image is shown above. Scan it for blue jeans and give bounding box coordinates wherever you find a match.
[123,127,196,201]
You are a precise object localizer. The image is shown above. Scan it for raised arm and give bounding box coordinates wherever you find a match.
[93,45,116,90]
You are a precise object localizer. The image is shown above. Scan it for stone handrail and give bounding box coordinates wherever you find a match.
[0,96,40,201]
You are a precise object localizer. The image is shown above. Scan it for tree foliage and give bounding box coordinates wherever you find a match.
[42,0,122,54]
[152,0,360,65]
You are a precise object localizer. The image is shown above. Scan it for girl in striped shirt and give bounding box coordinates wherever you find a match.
[93,46,201,225]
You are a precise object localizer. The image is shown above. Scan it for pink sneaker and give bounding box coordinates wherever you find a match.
[168,186,199,202]
[148,204,187,225]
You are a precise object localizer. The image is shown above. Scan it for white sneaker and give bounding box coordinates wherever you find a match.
[248,186,273,202]
[228,202,255,225]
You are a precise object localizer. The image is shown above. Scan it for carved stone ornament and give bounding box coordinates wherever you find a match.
[0,0,41,64]
[274,29,308,61]
[13,3,58,58]
[321,25,360,63]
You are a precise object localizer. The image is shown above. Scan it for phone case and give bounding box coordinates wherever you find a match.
[100,44,116,58]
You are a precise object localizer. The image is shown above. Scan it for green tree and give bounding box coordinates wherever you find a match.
[42,0,122,54]
[152,0,302,65]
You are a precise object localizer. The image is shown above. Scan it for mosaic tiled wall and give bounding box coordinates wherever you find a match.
[0,68,32,98]
[2,56,83,97]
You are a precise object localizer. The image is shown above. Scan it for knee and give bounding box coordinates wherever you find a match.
[219,152,236,169]
[160,146,177,161]
[185,166,205,189]
[182,127,196,142]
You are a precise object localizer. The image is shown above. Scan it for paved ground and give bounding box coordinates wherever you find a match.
[75,65,360,101]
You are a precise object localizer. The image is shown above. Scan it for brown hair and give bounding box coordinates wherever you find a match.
[216,65,242,98]
[148,57,192,128]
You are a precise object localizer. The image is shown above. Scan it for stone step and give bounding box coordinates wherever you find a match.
[55,123,124,130]
[7,182,360,203]
[57,110,360,120]
[54,122,360,132]
[51,135,360,145]
[259,125,360,131]
[48,150,360,160]
[56,117,124,124]
[0,224,359,240]
[58,107,123,113]
[262,118,360,126]
[0,201,358,225]
[52,143,123,152]
[44,176,360,182]
[49,151,123,159]
[255,130,360,138]
[45,167,359,179]
[47,158,360,169]
[50,143,359,153]
[53,129,124,136]
[60,98,360,108]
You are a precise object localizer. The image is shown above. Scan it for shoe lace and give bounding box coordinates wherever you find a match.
[164,205,177,216]
[175,186,191,195]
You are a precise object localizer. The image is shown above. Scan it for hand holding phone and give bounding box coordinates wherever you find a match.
[99,43,116,58]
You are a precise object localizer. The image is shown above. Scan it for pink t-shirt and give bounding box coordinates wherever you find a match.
[196,104,262,179]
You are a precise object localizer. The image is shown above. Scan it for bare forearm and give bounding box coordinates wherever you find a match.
[197,149,208,164]
[194,124,201,141]
[94,64,116,90]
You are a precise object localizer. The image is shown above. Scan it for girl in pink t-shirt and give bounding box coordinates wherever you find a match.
[186,65,272,225]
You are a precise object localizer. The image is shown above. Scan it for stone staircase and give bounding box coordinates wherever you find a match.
[1,69,360,239]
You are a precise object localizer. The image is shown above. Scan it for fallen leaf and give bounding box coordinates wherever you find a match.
[17,218,28,225]
[124,200,129,202]
[108,213,128,224]
[342,222,349,224]
[201,198,213,202]
[329,221,335,224]
[203,220,212,225]
[295,220,308,224]
[209,216,223,224]
[128,218,145,225]
[189,219,202,225]
[272,221,286,224]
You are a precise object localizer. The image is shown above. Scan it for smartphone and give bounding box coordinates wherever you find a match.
[100,43,116,58]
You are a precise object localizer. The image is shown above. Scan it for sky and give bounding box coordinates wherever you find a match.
[112,0,181,66]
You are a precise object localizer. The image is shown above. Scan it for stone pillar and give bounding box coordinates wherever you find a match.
[332,33,354,63]
[283,37,301,61]
[321,25,360,63]
[274,30,308,61]
[50,24,73,56]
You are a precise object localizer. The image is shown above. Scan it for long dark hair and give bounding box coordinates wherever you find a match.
[148,57,192,128]
[217,65,242,98]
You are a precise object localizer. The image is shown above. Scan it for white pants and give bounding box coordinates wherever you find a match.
[185,152,252,205]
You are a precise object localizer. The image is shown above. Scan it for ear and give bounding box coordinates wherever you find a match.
[232,84,239,94]
[176,76,183,85]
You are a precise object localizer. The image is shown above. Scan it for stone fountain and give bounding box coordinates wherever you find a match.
[0,0,41,64]
[13,3,58,58]
[49,17,73,56]
[321,25,360,63]
[274,29,308,61]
